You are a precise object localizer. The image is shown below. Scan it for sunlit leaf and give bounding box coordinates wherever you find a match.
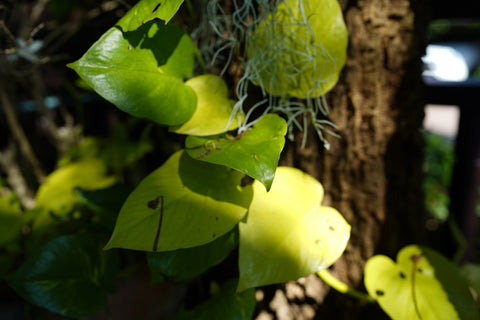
[185,114,287,190]
[8,234,109,318]
[104,151,252,252]
[147,228,238,283]
[173,279,256,320]
[69,21,196,125]
[238,167,350,291]
[34,159,115,231]
[171,75,241,136]
[248,0,348,97]
[0,192,29,247]
[364,245,479,320]
[117,0,185,32]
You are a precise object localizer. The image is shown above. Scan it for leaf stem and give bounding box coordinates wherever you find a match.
[153,196,164,251]
[317,269,375,303]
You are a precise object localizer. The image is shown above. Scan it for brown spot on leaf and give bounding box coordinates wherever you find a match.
[148,196,160,209]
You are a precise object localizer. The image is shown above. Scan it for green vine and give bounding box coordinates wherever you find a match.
[2,1,478,319]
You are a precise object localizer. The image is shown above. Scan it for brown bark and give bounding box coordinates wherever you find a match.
[258,0,429,318]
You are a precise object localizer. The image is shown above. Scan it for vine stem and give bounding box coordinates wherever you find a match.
[317,269,375,303]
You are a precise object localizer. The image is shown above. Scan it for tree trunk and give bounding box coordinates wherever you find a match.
[256,0,429,318]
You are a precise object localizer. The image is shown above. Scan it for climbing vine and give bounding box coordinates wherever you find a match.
[2,0,479,319]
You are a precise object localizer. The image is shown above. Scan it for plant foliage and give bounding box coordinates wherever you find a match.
[7,0,476,319]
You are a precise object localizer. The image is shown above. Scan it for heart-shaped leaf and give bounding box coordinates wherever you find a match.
[364,245,479,320]
[238,167,350,291]
[69,21,196,126]
[117,0,185,32]
[185,114,287,191]
[248,0,348,98]
[147,228,238,283]
[8,234,110,318]
[105,151,252,252]
[34,159,115,232]
[171,74,241,136]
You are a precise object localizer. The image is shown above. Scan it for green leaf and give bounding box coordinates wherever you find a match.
[238,167,350,291]
[34,159,115,232]
[0,192,29,247]
[104,150,252,252]
[117,0,185,32]
[147,228,238,283]
[460,263,480,300]
[248,0,348,97]
[173,279,256,320]
[77,184,131,230]
[69,21,196,126]
[364,245,479,320]
[8,234,109,318]
[185,114,287,190]
[170,74,241,136]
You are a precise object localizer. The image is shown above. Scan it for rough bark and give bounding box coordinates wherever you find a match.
[257,0,429,318]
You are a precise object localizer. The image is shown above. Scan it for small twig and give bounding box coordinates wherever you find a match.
[0,143,36,209]
[0,81,46,183]
[0,19,16,47]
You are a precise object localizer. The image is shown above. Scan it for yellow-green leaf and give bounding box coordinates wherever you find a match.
[364,245,479,320]
[171,75,241,136]
[117,0,184,32]
[238,167,350,291]
[0,192,29,247]
[185,114,287,191]
[248,0,348,98]
[33,159,115,231]
[105,151,252,252]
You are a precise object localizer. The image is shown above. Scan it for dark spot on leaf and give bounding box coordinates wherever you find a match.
[375,290,384,296]
[148,196,160,209]
[328,226,335,231]
[152,3,161,13]
[399,272,406,279]
[417,268,423,273]
[215,217,219,221]
[212,233,216,238]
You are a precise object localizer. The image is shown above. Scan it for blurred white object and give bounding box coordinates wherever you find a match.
[423,104,459,139]
[423,44,470,82]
